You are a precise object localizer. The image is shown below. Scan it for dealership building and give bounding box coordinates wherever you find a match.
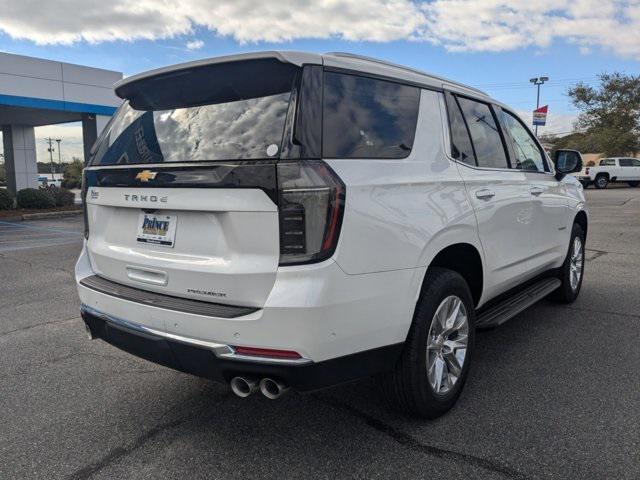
[0,52,122,194]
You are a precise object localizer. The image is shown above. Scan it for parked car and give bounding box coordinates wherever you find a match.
[37,175,63,188]
[76,52,587,418]
[576,157,640,188]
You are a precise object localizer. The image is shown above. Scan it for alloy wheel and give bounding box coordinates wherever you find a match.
[426,295,469,395]
[569,236,584,291]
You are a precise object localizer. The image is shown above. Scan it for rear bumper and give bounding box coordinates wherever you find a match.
[76,238,420,388]
[81,305,402,392]
[76,241,421,363]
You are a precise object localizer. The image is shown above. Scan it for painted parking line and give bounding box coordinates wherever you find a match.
[0,238,82,253]
[0,220,81,236]
[0,219,83,253]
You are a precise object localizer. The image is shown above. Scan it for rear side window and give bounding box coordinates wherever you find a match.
[457,97,509,169]
[322,72,420,159]
[619,158,640,166]
[600,159,615,166]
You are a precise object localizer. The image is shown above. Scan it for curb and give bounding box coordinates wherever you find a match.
[4,210,83,221]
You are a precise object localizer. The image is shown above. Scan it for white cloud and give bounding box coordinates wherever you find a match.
[421,0,640,59]
[0,1,639,59]
[186,39,204,50]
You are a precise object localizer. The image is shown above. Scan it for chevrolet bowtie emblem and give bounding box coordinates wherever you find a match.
[135,170,157,182]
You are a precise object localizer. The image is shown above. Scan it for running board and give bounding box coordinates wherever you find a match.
[476,278,561,329]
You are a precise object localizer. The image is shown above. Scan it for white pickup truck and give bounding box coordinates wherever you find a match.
[576,157,640,189]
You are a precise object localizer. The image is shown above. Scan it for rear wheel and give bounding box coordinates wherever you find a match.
[628,181,639,188]
[594,174,609,189]
[380,268,475,418]
[550,223,585,304]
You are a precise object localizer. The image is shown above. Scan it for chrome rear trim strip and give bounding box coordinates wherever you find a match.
[80,304,312,365]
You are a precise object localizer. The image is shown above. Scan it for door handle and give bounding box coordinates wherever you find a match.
[530,187,544,196]
[475,189,495,200]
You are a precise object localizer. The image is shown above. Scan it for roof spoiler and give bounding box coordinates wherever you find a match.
[114,51,322,100]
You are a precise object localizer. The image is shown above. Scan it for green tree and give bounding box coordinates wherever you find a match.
[37,162,65,174]
[540,132,601,154]
[62,158,84,189]
[568,73,640,156]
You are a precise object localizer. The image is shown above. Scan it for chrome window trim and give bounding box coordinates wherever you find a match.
[439,91,556,177]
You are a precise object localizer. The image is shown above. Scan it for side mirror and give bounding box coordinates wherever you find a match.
[553,149,583,180]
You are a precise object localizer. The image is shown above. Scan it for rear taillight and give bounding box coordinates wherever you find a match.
[81,170,89,239]
[277,160,345,266]
[585,167,590,174]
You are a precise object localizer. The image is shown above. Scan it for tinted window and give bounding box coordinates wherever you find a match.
[322,72,420,159]
[457,97,509,169]
[90,60,298,165]
[619,158,640,167]
[600,158,616,166]
[500,110,546,172]
[445,93,475,165]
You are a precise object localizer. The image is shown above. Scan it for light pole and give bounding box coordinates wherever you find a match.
[55,138,62,182]
[529,76,549,135]
[46,137,55,183]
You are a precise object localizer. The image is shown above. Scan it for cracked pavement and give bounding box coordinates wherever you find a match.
[1,187,639,479]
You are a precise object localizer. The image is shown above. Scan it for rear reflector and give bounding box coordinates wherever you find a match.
[232,346,302,359]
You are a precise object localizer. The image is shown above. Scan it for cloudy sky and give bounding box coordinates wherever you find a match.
[1,0,639,162]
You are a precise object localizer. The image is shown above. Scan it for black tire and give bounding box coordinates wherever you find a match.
[550,223,585,304]
[380,267,476,418]
[580,181,590,189]
[594,174,609,189]
[628,181,639,188]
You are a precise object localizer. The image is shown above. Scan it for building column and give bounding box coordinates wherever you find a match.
[2,124,38,195]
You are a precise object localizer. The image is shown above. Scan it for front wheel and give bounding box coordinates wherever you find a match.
[628,181,639,188]
[380,268,475,418]
[550,223,585,304]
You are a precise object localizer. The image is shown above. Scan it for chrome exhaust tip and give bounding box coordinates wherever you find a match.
[259,378,289,400]
[230,376,259,398]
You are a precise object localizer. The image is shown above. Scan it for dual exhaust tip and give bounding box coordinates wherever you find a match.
[230,376,289,399]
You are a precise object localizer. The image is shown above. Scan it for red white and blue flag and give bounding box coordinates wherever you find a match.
[533,105,548,126]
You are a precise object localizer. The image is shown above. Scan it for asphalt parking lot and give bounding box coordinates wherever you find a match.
[1,187,639,480]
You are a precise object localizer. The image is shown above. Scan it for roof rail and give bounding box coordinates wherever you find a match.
[325,52,488,96]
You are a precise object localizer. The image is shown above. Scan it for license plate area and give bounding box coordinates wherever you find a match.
[136,212,177,247]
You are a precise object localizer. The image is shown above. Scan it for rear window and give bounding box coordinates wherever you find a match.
[322,72,420,159]
[90,59,298,165]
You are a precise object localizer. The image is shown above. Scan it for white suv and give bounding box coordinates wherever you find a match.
[76,52,587,418]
